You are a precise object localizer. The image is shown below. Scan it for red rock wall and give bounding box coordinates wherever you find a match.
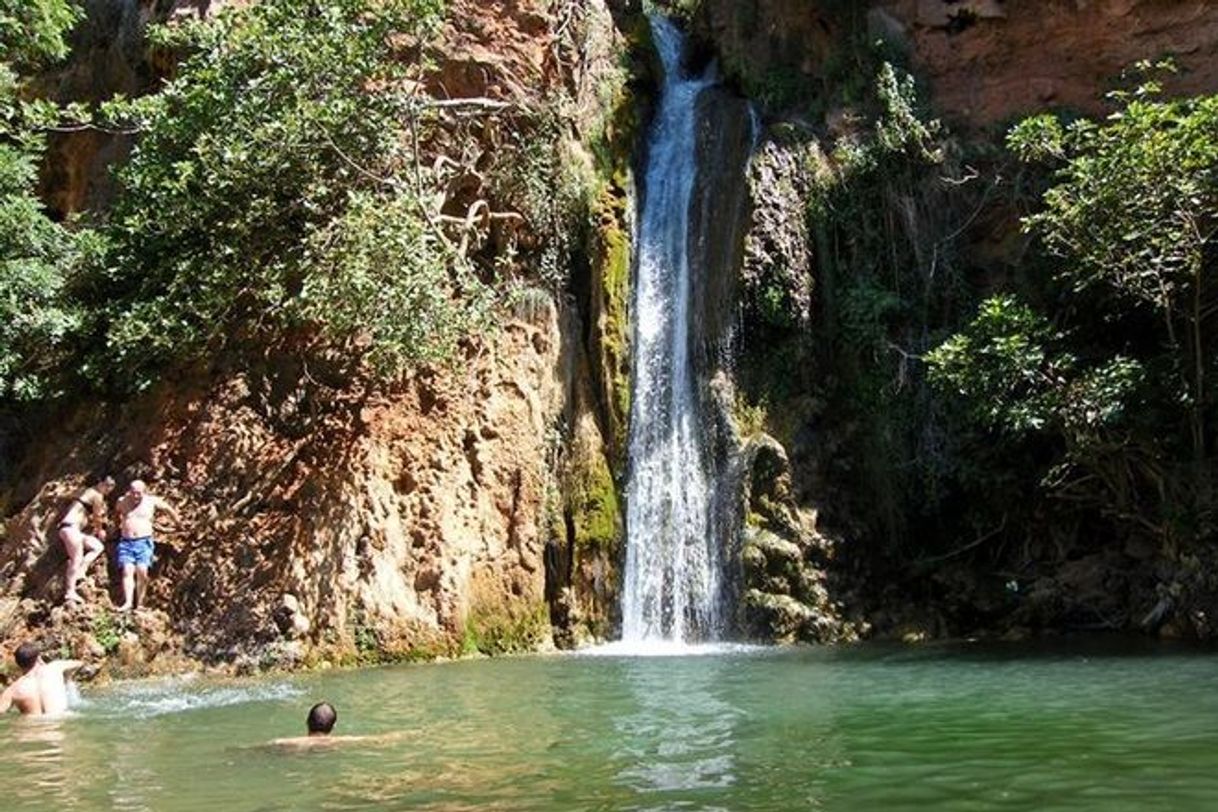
[0,307,563,670]
[879,0,1218,128]
[692,0,1218,130]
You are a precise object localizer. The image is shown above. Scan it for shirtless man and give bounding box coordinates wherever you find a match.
[114,480,180,612]
[0,642,82,717]
[57,476,116,604]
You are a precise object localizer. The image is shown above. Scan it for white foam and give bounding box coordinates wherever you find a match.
[96,677,303,719]
[578,640,766,658]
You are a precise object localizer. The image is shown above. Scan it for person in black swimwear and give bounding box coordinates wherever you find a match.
[57,476,116,604]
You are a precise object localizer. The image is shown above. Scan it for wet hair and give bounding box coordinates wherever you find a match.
[97,475,116,490]
[14,642,40,671]
[307,702,337,735]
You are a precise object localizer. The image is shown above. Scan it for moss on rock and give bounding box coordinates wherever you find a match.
[570,446,621,551]
[462,601,550,657]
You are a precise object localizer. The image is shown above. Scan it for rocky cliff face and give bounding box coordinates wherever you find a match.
[673,0,1218,641]
[2,307,562,670]
[2,0,638,674]
[692,0,1218,129]
[877,0,1218,129]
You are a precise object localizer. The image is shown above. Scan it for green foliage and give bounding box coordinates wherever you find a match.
[94,0,482,388]
[1010,85,1218,317]
[927,296,1144,436]
[874,63,943,163]
[0,0,86,401]
[933,77,1218,545]
[461,602,549,657]
[0,0,80,66]
[488,108,593,290]
[91,611,124,655]
[296,192,490,373]
[352,618,381,664]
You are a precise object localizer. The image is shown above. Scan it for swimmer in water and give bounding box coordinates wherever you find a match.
[0,642,84,717]
[269,702,398,749]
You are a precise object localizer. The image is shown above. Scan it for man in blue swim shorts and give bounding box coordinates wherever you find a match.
[115,480,180,611]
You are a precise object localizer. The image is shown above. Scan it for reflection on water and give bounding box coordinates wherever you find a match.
[109,733,161,812]
[614,656,740,805]
[10,721,74,809]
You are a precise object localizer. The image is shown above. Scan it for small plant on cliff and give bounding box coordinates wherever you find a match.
[92,610,124,655]
[461,603,548,657]
[88,0,488,389]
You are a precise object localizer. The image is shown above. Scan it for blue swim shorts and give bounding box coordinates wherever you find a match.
[117,536,155,568]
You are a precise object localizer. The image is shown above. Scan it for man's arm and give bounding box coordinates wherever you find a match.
[114,496,129,523]
[51,660,84,676]
[157,497,182,523]
[0,684,14,714]
[87,492,108,534]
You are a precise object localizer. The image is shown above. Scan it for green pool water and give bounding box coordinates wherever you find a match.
[4,638,1218,811]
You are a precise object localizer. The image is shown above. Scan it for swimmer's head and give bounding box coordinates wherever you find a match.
[97,476,116,495]
[14,642,41,672]
[307,702,337,736]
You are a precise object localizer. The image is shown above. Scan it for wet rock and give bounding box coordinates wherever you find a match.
[742,590,815,643]
[116,632,144,667]
[740,134,818,330]
[733,434,859,644]
[81,634,107,659]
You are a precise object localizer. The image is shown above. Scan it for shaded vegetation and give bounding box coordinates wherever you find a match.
[930,72,1218,550]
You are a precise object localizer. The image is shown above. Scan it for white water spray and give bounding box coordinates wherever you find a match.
[620,18,722,644]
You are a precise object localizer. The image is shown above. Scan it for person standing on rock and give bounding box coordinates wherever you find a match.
[114,480,180,612]
[57,476,116,604]
[0,642,84,717]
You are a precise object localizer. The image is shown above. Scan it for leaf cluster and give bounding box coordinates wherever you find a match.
[0,0,86,401]
[931,78,1218,543]
[91,0,470,389]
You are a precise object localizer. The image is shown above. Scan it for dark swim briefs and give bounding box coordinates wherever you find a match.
[117,536,154,568]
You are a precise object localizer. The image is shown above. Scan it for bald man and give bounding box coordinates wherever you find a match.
[114,480,180,611]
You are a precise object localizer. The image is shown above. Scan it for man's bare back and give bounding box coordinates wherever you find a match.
[265,701,401,749]
[0,644,81,717]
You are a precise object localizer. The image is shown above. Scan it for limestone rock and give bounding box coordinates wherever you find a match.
[732,433,861,644]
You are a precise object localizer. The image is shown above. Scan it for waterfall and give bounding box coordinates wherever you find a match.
[620,18,722,644]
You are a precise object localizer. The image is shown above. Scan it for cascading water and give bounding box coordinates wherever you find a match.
[620,18,723,644]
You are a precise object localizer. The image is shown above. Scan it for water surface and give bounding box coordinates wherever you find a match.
[5,639,1218,811]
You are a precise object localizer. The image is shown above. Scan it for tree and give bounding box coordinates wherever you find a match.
[1010,77,1218,463]
[929,77,1218,544]
[0,0,86,400]
[95,0,488,389]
